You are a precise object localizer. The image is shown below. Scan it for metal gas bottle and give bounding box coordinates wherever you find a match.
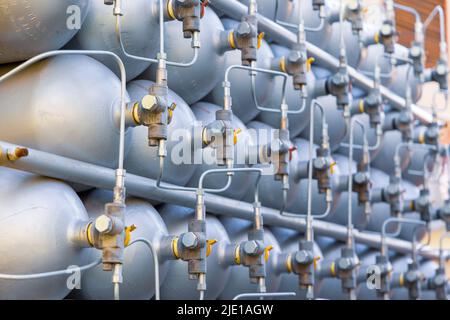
[0,167,92,299]
[0,0,90,64]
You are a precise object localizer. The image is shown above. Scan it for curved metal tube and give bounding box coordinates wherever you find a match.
[273,0,325,33]
[115,0,199,68]
[156,155,233,194]
[250,73,307,114]
[393,3,421,23]
[340,125,383,151]
[224,64,290,113]
[424,5,446,43]
[281,99,331,220]
[381,217,426,255]
[128,238,161,300]
[0,259,101,280]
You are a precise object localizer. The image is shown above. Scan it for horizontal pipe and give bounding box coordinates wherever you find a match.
[0,140,442,260]
[209,0,433,124]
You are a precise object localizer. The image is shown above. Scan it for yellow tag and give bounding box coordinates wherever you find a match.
[374,32,380,44]
[264,245,274,262]
[234,128,242,145]
[313,256,321,271]
[124,224,137,247]
[330,162,337,175]
[257,32,265,49]
[206,239,217,257]
[330,261,336,277]
[307,57,315,72]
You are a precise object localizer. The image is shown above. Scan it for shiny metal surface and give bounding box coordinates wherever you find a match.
[0,0,90,64]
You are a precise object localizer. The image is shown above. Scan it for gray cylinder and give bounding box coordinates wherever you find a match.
[218,217,282,300]
[324,21,362,68]
[140,7,226,104]
[67,0,159,81]
[206,19,275,124]
[271,227,323,300]
[0,0,90,64]
[158,204,231,300]
[125,80,196,186]
[402,143,437,186]
[0,55,131,169]
[70,189,169,300]
[358,44,410,82]
[386,64,423,103]
[371,130,411,175]
[256,45,316,137]
[0,167,92,299]
[188,102,255,200]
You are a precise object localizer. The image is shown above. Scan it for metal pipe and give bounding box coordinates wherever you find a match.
[0,50,127,174]
[347,118,366,247]
[0,259,101,280]
[424,5,446,44]
[208,0,434,124]
[128,238,161,300]
[0,141,443,260]
[115,15,199,67]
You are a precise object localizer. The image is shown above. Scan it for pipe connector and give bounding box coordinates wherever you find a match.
[335,247,360,297]
[376,19,397,54]
[137,83,176,149]
[399,261,426,300]
[166,0,204,38]
[226,10,259,66]
[404,188,435,223]
[344,0,364,38]
[381,175,404,217]
[393,109,414,143]
[202,109,235,167]
[325,65,351,111]
[351,89,383,128]
[409,41,425,79]
[426,267,448,300]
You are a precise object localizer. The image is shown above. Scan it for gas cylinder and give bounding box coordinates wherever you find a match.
[0,0,90,64]
[67,0,160,81]
[0,167,92,299]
